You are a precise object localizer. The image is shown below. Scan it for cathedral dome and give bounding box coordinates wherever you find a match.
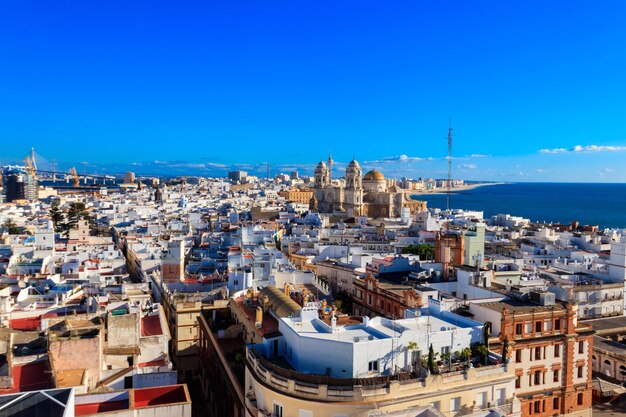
[346,159,361,174]
[315,161,327,173]
[363,170,385,181]
[347,159,360,169]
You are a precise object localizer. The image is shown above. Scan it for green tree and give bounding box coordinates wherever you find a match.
[401,243,434,260]
[471,342,489,366]
[460,347,472,362]
[2,218,22,234]
[66,202,91,229]
[334,290,353,314]
[483,321,492,349]
[49,201,65,233]
[427,344,436,374]
[501,337,509,363]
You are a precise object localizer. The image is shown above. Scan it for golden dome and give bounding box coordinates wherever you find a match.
[363,170,385,181]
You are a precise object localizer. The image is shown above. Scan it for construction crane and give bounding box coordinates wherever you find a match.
[25,156,36,178]
[68,167,79,187]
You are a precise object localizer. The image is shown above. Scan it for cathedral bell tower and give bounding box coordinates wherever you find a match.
[344,159,363,217]
[327,153,333,183]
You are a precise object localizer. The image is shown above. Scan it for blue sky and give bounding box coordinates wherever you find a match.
[2,1,626,181]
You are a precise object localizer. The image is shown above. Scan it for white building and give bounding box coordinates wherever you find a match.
[254,302,484,378]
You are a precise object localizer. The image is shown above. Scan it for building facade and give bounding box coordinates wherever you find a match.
[473,301,593,417]
[311,158,426,218]
[352,273,422,319]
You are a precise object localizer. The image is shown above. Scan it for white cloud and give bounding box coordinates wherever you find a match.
[540,144,626,154]
[366,154,434,163]
[205,162,228,168]
[458,163,477,169]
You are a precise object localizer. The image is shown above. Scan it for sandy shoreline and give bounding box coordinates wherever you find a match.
[409,182,505,196]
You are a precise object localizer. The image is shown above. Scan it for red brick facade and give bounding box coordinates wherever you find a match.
[353,274,422,319]
[498,304,593,417]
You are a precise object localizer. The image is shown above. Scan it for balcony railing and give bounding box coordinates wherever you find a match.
[246,347,512,406]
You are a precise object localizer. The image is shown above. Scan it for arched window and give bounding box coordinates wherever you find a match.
[604,360,612,365]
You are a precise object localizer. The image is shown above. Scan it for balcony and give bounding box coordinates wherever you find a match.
[246,347,514,408]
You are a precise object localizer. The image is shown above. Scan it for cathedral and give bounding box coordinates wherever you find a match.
[310,155,426,218]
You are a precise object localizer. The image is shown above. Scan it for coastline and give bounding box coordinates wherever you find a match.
[409,182,505,196]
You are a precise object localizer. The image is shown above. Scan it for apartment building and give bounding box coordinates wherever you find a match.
[471,300,593,417]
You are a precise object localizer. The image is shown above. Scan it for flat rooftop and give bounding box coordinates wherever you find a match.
[587,316,626,336]
[594,336,626,357]
[282,309,481,343]
[479,299,566,314]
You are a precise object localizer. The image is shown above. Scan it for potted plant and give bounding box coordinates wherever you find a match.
[441,351,452,372]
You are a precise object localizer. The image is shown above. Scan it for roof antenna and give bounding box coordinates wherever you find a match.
[446,120,453,231]
[446,119,453,213]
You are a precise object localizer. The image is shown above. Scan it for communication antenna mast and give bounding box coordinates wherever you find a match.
[446,121,453,212]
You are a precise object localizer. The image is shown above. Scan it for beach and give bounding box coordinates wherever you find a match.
[409,182,504,196]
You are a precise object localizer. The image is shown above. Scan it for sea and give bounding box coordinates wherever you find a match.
[412,182,626,229]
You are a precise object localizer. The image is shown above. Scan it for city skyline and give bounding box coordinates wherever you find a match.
[3,1,626,182]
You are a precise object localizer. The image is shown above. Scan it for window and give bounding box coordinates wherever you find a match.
[545,320,552,331]
[577,366,583,378]
[554,344,560,357]
[450,397,461,412]
[273,403,283,417]
[476,392,487,408]
[516,349,522,363]
[515,376,521,388]
[578,341,584,354]
[429,401,440,411]
[535,347,541,360]
[534,401,541,413]
[515,323,523,335]
[496,388,506,405]
[553,370,559,382]
[577,393,584,405]
[534,371,541,385]
[553,397,560,410]
[555,319,561,331]
[535,321,542,332]
[368,360,379,372]
[441,346,450,356]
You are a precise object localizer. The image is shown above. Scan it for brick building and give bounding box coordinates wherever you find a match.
[471,300,593,417]
[352,273,422,319]
[435,231,465,280]
[278,188,313,204]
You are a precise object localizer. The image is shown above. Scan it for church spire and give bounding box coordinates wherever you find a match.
[327,152,333,183]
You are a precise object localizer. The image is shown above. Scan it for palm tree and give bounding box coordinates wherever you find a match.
[441,351,452,372]
[407,341,419,372]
